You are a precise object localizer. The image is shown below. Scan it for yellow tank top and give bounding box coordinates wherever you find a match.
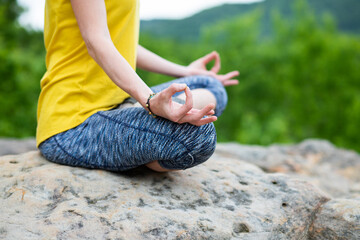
[36,0,139,146]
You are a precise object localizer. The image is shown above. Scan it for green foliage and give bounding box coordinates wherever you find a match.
[0,0,45,137]
[139,0,360,152]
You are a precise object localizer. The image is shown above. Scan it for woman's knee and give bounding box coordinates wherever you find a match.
[190,122,217,165]
[157,122,217,170]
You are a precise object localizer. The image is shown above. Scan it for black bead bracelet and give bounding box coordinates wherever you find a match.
[146,93,157,118]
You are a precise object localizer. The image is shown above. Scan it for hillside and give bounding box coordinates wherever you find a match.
[140,0,360,42]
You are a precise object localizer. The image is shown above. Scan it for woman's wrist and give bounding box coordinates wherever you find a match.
[145,93,157,117]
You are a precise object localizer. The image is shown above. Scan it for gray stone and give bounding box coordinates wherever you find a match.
[0,150,330,239]
[216,139,360,198]
[309,198,360,240]
[0,138,36,156]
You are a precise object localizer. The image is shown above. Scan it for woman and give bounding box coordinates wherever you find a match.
[37,0,239,172]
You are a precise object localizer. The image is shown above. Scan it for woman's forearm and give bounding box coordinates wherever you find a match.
[137,45,190,77]
[86,37,152,108]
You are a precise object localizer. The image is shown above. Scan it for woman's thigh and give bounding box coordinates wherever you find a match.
[39,107,216,171]
[150,75,228,117]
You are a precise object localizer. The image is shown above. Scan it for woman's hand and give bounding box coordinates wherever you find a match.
[186,51,239,87]
[149,83,217,126]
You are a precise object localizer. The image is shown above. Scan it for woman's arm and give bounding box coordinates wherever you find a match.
[137,45,188,78]
[137,45,240,86]
[71,0,151,108]
[71,0,216,126]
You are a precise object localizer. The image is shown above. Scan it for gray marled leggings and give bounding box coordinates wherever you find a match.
[39,75,227,171]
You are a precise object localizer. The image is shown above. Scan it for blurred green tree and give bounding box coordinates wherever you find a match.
[0,0,45,137]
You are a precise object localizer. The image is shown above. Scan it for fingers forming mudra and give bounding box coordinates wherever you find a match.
[187,51,240,87]
[150,83,217,126]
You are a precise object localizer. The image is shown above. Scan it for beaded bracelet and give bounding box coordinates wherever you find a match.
[146,93,157,118]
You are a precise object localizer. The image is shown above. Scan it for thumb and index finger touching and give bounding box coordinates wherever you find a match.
[159,83,217,125]
[201,51,240,85]
[161,83,193,120]
[201,51,221,74]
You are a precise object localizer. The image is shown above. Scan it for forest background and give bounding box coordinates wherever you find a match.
[0,0,359,152]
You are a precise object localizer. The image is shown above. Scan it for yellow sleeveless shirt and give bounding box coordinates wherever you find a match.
[37,0,139,146]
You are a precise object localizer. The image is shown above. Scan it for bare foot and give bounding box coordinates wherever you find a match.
[145,160,179,172]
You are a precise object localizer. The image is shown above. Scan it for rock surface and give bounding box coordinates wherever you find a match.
[0,138,36,156]
[309,198,360,240]
[216,139,360,198]
[0,139,359,239]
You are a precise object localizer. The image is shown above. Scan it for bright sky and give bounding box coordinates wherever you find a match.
[18,0,261,30]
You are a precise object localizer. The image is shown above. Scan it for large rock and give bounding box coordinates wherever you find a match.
[309,198,360,239]
[1,150,330,239]
[0,138,36,156]
[216,139,360,198]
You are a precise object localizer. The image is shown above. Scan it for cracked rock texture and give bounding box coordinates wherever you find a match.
[0,139,359,239]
